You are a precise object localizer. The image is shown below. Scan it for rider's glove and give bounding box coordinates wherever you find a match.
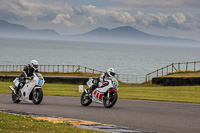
[27,77,32,80]
[103,81,109,86]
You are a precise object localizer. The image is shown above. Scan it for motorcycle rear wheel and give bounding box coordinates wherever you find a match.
[103,91,118,108]
[81,90,92,106]
[32,88,43,104]
[12,92,21,103]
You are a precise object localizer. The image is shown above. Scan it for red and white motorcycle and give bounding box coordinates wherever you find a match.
[80,77,119,108]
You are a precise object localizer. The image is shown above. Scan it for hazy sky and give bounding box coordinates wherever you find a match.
[0,0,200,40]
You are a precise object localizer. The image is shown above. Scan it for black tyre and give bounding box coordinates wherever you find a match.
[81,90,92,106]
[32,88,43,104]
[12,92,21,103]
[103,91,118,108]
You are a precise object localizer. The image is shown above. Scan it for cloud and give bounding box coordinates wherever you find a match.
[73,5,135,24]
[81,16,97,25]
[0,0,199,31]
[51,4,135,26]
[72,5,199,30]
[52,14,75,26]
[108,0,200,10]
[134,11,198,30]
[0,0,46,21]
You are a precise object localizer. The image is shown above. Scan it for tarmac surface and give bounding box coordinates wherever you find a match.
[0,93,200,133]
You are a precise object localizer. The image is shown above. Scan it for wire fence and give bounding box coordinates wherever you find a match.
[0,65,146,83]
[118,74,146,83]
[0,65,102,74]
[146,61,200,81]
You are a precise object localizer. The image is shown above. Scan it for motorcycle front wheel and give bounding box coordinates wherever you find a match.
[32,88,43,104]
[103,91,118,108]
[80,90,92,106]
[12,92,21,103]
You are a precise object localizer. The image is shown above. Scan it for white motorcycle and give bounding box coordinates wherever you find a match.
[9,72,45,104]
[81,77,119,108]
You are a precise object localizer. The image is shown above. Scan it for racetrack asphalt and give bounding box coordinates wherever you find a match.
[0,93,200,133]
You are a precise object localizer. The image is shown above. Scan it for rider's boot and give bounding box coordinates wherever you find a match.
[15,82,24,95]
[14,86,19,95]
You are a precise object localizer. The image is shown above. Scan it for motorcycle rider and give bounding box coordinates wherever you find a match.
[14,60,39,95]
[89,67,116,91]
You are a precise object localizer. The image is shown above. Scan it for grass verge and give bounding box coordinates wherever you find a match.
[1,81,200,104]
[0,112,102,133]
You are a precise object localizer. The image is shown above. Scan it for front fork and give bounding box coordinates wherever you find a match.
[107,89,110,99]
[85,89,92,99]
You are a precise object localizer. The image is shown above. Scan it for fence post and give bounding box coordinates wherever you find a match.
[186,62,188,71]
[157,70,158,77]
[178,63,180,71]
[167,65,168,74]
[146,74,149,82]
[172,63,174,73]
[194,62,196,72]
[146,74,147,82]
[162,68,163,76]
[67,65,69,73]
[78,65,80,72]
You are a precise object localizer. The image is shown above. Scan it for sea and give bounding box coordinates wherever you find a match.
[0,37,200,83]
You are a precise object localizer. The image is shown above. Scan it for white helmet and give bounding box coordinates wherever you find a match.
[106,68,116,77]
[30,60,38,70]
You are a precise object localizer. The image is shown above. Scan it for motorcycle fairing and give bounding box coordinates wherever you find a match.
[21,83,34,99]
[13,78,19,86]
[92,89,104,101]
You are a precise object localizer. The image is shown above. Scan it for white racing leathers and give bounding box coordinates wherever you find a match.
[81,76,119,108]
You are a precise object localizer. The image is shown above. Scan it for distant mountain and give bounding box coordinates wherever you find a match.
[84,26,151,38]
[70,26,199,45]
[0,20,60,39]
[0,20,199,45]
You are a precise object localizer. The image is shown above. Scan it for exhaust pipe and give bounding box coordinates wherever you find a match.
[9,86,16,94]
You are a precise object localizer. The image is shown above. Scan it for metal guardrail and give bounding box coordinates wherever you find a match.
[146,61,200,81]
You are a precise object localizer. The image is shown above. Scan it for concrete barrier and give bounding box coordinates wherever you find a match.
[152,77,200,86]
[0,76,96,84]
